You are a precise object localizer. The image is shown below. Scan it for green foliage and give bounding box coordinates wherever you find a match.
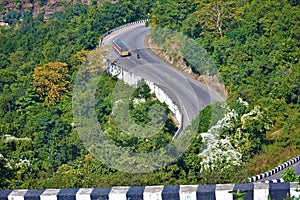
[281,167,300,183]
[151,0,197,30]
[0,54,9,69]
[0,0,299,189]
[229,189,247,200]
[0,0,156,189]
[2,10,21,26]
[95,74,175,153]
[129,81,157,125]
[181,13,202,39]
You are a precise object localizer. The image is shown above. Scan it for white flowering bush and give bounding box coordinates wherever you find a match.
[199,107,242,172]
[199,99,271,172]
[0,135,32,185]
[4,134,31,142]
[132,98,146,107]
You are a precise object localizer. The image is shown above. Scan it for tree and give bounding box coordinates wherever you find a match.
[2,10,21,26]
[0,53,9,69]
[195,0,242,38]
[69,50,89,74]
[150,0,197,31]
[31,62,71,106]
[181,13,202,39]
[8,51,26,70]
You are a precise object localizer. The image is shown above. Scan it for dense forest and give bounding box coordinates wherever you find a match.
[0,0,299,189]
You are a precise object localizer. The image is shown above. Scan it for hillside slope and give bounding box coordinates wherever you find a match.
[0,0,117,20]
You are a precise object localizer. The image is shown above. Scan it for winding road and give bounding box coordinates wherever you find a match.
[101,21,300,178]
[102,22,225,137]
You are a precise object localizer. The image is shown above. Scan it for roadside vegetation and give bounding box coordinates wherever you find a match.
[150,0,300,177]
[0,0,299,189]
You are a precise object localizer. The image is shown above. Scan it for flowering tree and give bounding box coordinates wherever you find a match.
[198,100,271,173]
[32,62,71,106]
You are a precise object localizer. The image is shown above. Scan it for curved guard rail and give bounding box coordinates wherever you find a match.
[249,154,300,182]
[99,19,148,47]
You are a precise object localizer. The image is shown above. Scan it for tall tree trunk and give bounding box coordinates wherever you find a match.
[216,7,223,38]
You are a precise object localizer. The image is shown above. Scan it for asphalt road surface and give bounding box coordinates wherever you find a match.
[102,23,225,138]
